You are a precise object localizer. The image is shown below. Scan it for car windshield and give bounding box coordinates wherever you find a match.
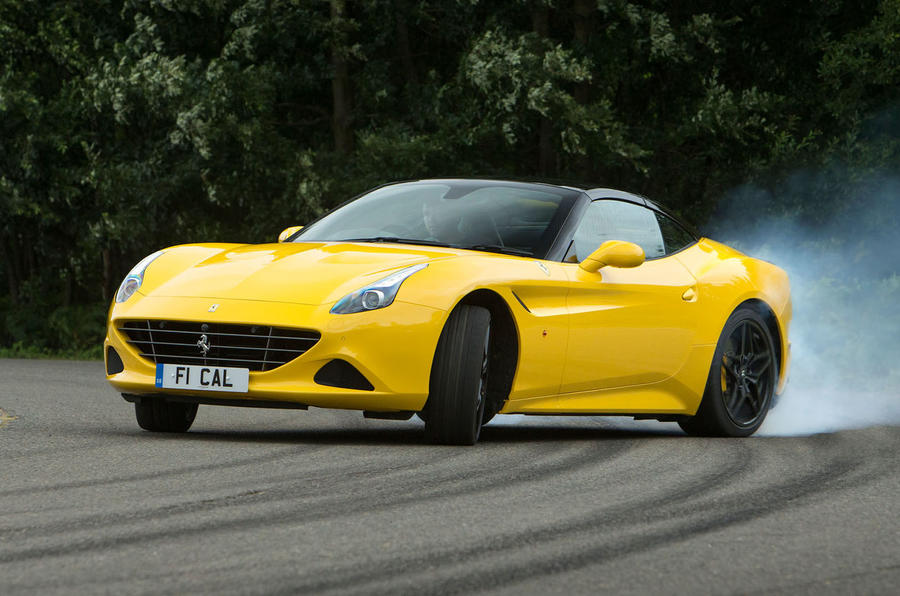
[293,180,581,258]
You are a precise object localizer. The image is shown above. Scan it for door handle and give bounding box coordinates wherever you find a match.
[681,287,697,302]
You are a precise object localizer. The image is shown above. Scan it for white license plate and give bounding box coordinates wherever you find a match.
[155,363,249,393]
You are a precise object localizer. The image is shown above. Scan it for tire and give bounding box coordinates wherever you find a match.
[135,399,198,433]
[679,307,778,437]
[418,404,496,426]
[423,305,491,445]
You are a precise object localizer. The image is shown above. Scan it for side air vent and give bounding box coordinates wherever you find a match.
[314,359,374,391]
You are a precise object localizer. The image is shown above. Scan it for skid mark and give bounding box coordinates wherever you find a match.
[0,408,17,429]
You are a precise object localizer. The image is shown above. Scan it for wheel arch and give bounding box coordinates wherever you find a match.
[452,289,520,419]
[733,298,784,385]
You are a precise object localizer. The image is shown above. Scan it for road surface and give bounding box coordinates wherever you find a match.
[1,359,898,594]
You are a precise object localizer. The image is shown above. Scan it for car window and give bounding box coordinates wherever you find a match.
[655,212,696,255]
[295,181,578,258]
[568,200,665,261]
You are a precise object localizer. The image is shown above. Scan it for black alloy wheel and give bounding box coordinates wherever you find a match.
[720,319,774,427]
[474,324,491,432]
[679,307,777,437]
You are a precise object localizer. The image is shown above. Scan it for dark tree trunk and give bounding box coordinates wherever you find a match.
[573,0,593,179]
[573,0,592,106]
[63,268,73,307]
[531,4,549,37]
[331,0,353,155]
[538,118,553,176]
[25,241,35,284]
[532,5,553,175]
[395,3,418,90]
[2,237,20,306]
[102,247,112,304]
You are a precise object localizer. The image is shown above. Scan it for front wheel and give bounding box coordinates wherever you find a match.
[423,305,491,445]
[679,307,777,437]
[135,399,198,433]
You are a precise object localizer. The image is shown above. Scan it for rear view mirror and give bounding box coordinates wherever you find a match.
[278,226,303,242]
[579,240,645,273]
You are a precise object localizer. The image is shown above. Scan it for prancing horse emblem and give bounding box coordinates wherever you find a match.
[197,334,211,357]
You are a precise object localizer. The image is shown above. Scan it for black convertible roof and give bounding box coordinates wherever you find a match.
[409,178,696,234]
[413,178,645,204]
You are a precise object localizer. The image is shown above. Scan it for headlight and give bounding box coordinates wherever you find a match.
[331,263,427,314]
[115,250,165,303]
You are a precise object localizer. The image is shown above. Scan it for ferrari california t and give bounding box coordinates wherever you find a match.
[105,179,791,444]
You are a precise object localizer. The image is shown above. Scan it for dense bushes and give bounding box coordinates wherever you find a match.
[1,0,899,356]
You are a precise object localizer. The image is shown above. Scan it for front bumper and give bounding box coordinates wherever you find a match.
[105,295,445,412]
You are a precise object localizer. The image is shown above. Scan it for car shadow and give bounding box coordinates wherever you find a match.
[108,420,684,446]
[481,423,683,442]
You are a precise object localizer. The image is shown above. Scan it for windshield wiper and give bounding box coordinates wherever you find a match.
[462,244,534,257]
[342,237,457,248]
[342,237,534,257]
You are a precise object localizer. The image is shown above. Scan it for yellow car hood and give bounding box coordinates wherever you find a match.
[141,242,459,306]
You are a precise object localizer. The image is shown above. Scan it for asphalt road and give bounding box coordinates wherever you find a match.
[1,359,898,595]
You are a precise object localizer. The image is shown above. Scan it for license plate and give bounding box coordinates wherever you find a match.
[155,363,249,393]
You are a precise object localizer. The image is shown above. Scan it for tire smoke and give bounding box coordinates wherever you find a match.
[706,173,900,435]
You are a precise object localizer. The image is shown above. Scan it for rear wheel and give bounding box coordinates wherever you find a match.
[135,399,198,433]
[679,307,777,437]
[424,305,491,445]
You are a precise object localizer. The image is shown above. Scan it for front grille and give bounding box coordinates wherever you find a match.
[119,320,320,372]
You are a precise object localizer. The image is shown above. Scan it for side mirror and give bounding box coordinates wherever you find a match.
[278,225,303,243]
[579,240,645,273]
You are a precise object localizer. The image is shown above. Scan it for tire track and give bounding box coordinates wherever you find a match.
[3,359,898,595]
[0,445,327,499]
[262,439,758,594]
[0,436,633,562]
[270,432,895,595]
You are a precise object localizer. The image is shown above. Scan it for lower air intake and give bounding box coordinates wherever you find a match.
[106,346,124,375]
[314,359,374,391]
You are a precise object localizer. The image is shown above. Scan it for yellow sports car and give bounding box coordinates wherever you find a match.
[105,179,791,444]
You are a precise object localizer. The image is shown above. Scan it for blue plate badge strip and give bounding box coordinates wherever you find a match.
[155,363,164,388]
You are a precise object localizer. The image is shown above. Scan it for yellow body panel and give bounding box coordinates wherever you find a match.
[107,295,443,411]
[106,238,791,416]
[560,256,700,391]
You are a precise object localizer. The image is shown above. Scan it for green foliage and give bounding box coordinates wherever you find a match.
[1,0,899,355]
[1,296,106,358]
[0,341,104,360]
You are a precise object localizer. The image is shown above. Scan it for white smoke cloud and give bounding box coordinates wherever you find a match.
[483,171,899,436]
[706,172,900,435]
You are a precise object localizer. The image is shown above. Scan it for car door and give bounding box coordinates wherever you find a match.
[559,199,701,395]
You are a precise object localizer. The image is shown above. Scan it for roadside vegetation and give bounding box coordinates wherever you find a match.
[1,0,898,358]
